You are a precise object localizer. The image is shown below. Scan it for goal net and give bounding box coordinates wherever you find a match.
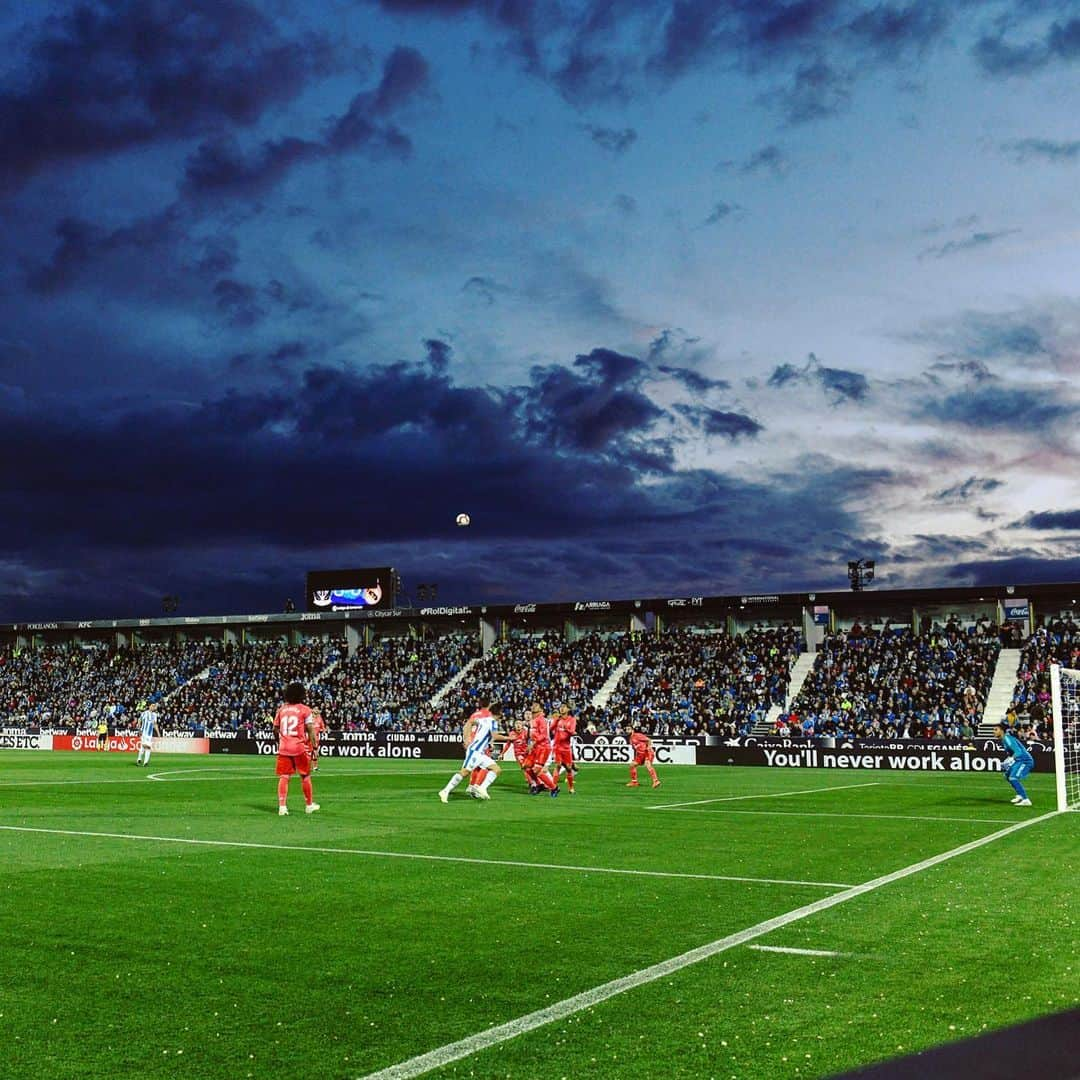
[1050,664,1080,812]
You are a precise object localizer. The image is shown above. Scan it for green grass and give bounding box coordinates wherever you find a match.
[0,752,1075,1080]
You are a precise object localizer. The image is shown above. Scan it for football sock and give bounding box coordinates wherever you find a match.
[474,769,488,787]
[277,776,290,806]
[567,771,574,792]
[470,768,482,785]
[629,765,638,783]
[142,750,151,764]
[480,771,497,792]
[536,769,557,791]
[1008,776,1028,798]
[442,772,464,795]
[646,764,658,782]
[301,776,313,804]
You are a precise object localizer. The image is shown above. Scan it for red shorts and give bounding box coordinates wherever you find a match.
[633,750,655,765]
[524,745,551,770]
[552,746,574,767]
[276,752,311,776]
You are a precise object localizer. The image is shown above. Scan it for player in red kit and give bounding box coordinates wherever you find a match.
[501,718,532,789]
[524,702,559,797]
[550,703,577,793]
[273,682,319,816]
[626,725,660,788]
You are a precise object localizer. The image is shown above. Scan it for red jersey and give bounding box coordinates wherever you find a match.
[629,731,652,754]
[274,703,314,756]
[552,714,577,746]
[506,728,530,762]
[529,714,551,746]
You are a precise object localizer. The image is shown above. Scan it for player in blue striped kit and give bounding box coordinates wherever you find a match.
[994,722,1034,806]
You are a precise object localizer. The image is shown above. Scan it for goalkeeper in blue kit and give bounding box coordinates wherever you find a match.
[994,723,1034,806]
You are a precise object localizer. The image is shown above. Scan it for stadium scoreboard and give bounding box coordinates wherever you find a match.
[306,567,396,612]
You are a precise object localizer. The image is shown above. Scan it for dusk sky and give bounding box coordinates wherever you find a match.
[2,0,1080,620]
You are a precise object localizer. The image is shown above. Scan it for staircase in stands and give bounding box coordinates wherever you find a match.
[750,651,818,736]
[977,647,1022,737]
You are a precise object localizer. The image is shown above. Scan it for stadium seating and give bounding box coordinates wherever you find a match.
[320,634,480,731]
[787,623,1000,739]
[1008,619,1080,742]
[599,626,802,736]
[0,641,224,730]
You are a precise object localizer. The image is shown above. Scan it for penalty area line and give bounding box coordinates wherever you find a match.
[649,780,881,810]
[355,810,1058,1080]
[0,825,852,889]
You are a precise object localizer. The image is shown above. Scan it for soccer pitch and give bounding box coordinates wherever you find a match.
[0,754,1075,1080]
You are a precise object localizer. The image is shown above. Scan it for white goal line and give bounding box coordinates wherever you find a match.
[355,811,1058,1080]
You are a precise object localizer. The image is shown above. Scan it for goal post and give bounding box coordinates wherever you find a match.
[1049,663,1079,812]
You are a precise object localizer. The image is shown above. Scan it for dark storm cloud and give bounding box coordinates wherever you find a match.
[364,0,952,112]
[925,358,995,382]
[705,201,740,224]
[973,17,1080,77]
[656,365,731,394]
[25,209,180,294]
[0,349,682,565]
[582,125,638,154]
[930,476,1005,504]
[766,354,869,402]
[917,385,1076,431]
[184,47,428,197]
[818,366,869,402]
[767,362,804,388]
[739,144,790,176]
[424,338,452,371]
[0,0,337,190]
[845,3,947,59]
[918,228,1019,260]
[769,59,853,123]
[945,554,1080,586]
[1001,137,1080,164]
[462,275,506,304]
[1014,510,1080,531]
[523,348,666,454]
[674,404,763,440]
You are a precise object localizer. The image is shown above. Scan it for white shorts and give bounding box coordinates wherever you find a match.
[140,736,153,750]
[462,749,496,771]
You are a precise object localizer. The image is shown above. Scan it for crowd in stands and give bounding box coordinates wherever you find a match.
[1007,617,1080,743]
[437,633,630,731]
[168,640,341,734]
[600,626,802,737]
[784,621,1000,740]
[321,634,479,731]
[3,617,1064,745]
[0,642,222,730]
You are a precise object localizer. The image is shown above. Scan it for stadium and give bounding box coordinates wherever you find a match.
[2,577,1077,1078]
[4,0,1080,1077]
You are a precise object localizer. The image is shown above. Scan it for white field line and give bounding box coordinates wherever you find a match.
[356,810,1057,1080]
[0,767,441,788]
[649,780,881,810]
[748,945,847,957]
[652,807,1017,825]
[0,825,853,889]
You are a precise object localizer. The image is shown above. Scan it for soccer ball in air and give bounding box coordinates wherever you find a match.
[456,513,471,527]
